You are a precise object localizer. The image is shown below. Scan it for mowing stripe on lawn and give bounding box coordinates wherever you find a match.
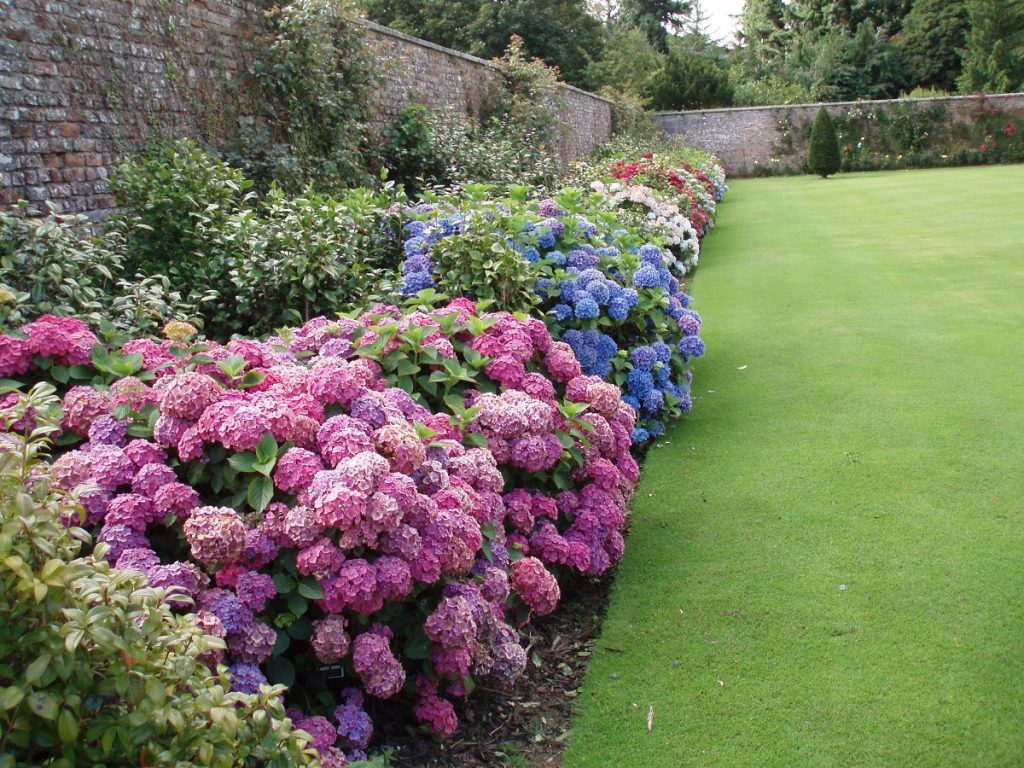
[563,166,1024,768]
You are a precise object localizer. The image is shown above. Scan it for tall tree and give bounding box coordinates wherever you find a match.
[621,0,693,50]
[958,0,1024,93]
[586,24,665,96]
[899,0,969,92]
[467,0,605,87]
[357,0,483,50]
[739,0,790,74]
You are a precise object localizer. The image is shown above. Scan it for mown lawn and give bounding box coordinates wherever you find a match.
[563,166,1024,767]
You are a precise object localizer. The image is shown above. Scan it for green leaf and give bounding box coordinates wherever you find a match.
[58,708,79,742]
[287,592,308,617]
[240,370,267,389]
[0,686,25,711]
[255,433,278,464]
[28,691,59,720]
[403,625,431,660]
[465,432,489,449]
[266,656,295,687]
[297,578,323,601]
[272,573,296,594]
[246,475,274,513]
[273,630,291,657]
[24,654,51,685]
[228,452,257,473]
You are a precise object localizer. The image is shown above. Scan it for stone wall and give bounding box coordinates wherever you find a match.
[0,4,612,218]
[360,20,612,164]
[656,93,1024,177]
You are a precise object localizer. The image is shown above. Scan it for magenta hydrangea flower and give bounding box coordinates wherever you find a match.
[154,372,223,420]
[0,334,33,377]
[414,691,458,737]
[87,415,128,447]
[372,423,425,474]
[148,561,208,605]
[122,338,176,374]
[114,547,161,574]
[273,447,324,494]
[375,555,413,602]
[104,493,155,531]
[62,386,112,436]
[152,481,200,519]
[96,523,149,563]
[227,619,276,664]
[510,557,560,617]
[311,614,351,664]
[183,506,247,567]
[352,625,405,699]
[130,463,178,498]
[235,570,277,612]
[123,439,166,468]
[544,341,583,382]
[23,314,96,365]
[296,537,346,579]
[321,558,382,615]
[153,413,190,448]
[197,399,271,452]
[84,445,136,492]
[307,359,372,406]
[281,505,324,548]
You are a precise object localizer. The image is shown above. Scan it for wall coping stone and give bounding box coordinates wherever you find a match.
[655,92,1024,118]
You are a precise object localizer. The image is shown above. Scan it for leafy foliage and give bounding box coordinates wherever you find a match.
[958,0,1024,94]
[898,0,969,92]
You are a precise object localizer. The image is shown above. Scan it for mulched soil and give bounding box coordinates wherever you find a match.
[369,571,615,768]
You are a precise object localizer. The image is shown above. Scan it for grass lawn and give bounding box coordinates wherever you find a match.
[562,166,1024,768]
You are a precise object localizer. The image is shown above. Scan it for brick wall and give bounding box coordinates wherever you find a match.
[0,0,262,215]
[0,4,612,218]
[656,93,1024,177]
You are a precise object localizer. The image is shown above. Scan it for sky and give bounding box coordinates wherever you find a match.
[700,0,745,44]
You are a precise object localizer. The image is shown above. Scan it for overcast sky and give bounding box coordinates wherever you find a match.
[700,0,745,44]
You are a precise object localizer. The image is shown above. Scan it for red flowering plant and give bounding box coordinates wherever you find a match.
[968,96,1024,164]
[0,303,637,759]
[609,157,713,236]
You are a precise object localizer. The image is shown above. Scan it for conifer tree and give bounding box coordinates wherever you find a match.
[807,106,841,177]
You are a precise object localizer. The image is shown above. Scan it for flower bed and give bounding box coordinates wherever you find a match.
[0,302,637,763]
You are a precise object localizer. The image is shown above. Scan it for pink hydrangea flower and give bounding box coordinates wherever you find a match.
[154,372,223,420]
[311,614,351,664]
[62,386,111,436]
[183,506,247,567]
[510,557,560,617]
[352,625,405,699]
[0,335,33,377]
[274,447,324,494]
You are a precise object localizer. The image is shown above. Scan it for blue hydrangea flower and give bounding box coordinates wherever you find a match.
[403,236,431,256]
[403,270,435,294]
[227,663,268,695]
[678,336,706,359]
[652,341,672,363]
[639,244,663,265]
[547,250,566,266]
[567,249,599,270]
[654,365,671,385]
[403,220,428,237]
[631,427,651,444]
[523,246,541,263]
[678,292,693,308]
[559,279,579,301]
[608,296,629,321]
[630,345,657,370]
[553,303,573,321]
[574,296,600,319]
[623,394,640,410]
[643,389,664,413]
[648,420,666,437]
[623,288,640,308]
[587,281,611,305]
[598,246,621,260]
[627,369,654,400]
[596,334,617,358]
[633,265,661,288]
[538,230,556,249]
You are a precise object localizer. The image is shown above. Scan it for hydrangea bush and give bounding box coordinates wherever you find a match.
[0,303,637,760]
[396,183,714,442]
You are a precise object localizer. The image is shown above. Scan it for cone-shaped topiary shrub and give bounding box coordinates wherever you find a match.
[807,107,841,178]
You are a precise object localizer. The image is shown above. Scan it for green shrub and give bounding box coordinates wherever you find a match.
[385,104,447,194]
[807,107,841,178]
[0,384,319,768]
[109,140,252,314]
[0,202,121,329]
[228,185,404,334]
